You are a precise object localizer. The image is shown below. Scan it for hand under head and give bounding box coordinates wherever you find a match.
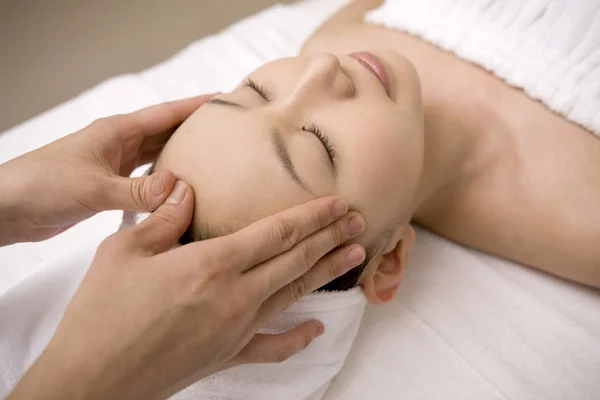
[155,50,425,302]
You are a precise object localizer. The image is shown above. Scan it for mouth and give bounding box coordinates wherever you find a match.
[349,51,391,96]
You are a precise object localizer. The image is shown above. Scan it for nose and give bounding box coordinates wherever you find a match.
[287,54,355,106]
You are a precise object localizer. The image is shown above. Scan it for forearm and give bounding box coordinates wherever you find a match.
[0,161,27,246]
[0,152,78,246]
[6,341,128,400]
[7,352,88,400]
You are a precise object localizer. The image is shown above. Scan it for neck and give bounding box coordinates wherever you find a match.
[411,78,497,219]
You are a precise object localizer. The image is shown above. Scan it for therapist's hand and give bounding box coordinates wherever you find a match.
[0,95,211,246]
[8,184,366,400]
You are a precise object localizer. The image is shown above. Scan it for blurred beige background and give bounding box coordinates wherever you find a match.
[0,0,290,133]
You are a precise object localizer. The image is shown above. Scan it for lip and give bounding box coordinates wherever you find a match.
[349,51,391,96]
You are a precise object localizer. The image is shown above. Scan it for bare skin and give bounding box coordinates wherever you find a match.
[304,0,600,286]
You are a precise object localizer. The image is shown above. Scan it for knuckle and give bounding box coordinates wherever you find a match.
[298,242,316,269]
[273,216,300,250]
[89,117,107,130]
[230,300,251,324]
[128,178,148,209]
[301,331,315,350]
[288,277,311,304]
[324,257,345,283]
[151,208,179,229]
[97,232,130,257]
[313,206,330,229]
[329,221,347,245]
[117,230,138,249]
[181,264,223,299]
[220,236,246,262]
[89,117,114,137]
[273,346,296,364]
[97,235,117,254]
[187,273,213,297]
[161,103,179,125]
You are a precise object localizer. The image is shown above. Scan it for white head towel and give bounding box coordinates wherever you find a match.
[122,209,368,400]
[173,288,366,400]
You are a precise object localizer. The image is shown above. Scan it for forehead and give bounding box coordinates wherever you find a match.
[252,57,303,80]
[155,104,315,230]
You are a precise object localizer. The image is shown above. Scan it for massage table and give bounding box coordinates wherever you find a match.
[1,1,599,398]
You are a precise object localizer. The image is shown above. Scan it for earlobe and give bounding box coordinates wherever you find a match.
[373,282,401,303]
[361,226,416,304]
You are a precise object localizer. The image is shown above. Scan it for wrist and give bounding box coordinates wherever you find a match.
[7,343,102,400]
[7,355,82,400]
[0,193,27,247]
[0,185,20,247]
[0,161,38,246]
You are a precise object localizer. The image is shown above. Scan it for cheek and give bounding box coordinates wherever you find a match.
[336,114,422,229]
[341,112,408,175]
[338,124,402,200]
[341,132,403,200]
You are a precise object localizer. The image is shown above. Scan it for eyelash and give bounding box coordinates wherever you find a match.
[244,78,270,101]
[243,78,335,166]
[303,123,336,165]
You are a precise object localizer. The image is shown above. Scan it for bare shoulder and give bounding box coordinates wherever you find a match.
[323,0,383,27]
[416,89,600,288]
[305,0,382,38]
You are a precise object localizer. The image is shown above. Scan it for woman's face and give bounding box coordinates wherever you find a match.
[156,50,424,255]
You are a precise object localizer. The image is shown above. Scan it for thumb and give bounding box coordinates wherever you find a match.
[107,170,177,212]
[129,180,195,255]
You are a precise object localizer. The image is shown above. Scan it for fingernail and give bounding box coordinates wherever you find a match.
[166,181,187,204]
[316,324,325,337]
[332,199,348,218]
[346,246,366,267]
[152,172,165,196]
[347,215,365,236]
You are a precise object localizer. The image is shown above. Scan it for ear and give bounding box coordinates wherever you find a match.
[360,226,416,304]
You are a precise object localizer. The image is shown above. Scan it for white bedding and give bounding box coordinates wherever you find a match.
[1,1,599,399]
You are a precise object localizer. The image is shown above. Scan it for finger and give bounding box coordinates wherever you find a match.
[258,244,366,323]
[125,180,194,255]
[229,320,324,367]
[105,170,177,212]
[246,212,366,299]
[221,196,349,270]
[107,94,215,139]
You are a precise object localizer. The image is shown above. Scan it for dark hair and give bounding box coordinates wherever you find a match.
[317,248,372,291]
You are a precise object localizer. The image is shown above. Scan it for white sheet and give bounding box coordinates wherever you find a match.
[1,1,599,399]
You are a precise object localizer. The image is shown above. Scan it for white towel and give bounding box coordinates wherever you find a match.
[173,288,366,400]
[365,0,600,135]
[121,209,367,400]
[0,208,366,399]
[0,237,102,395]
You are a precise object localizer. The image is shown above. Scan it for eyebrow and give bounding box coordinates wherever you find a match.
[206,96,314,194]
[271,129,314,195]
[205,97,245,109]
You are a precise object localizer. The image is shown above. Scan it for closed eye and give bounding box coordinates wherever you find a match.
[302,124,336,168]
[244,78,270,101]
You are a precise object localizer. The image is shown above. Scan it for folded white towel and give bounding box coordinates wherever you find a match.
[365,0,600,135]
[173,288,366,400]
[121,209,367,400]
